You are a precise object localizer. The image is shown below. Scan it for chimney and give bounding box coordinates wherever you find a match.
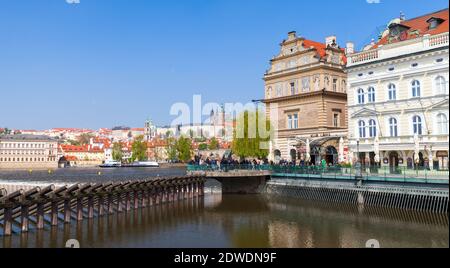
[400,11,406,21]
[346,42,355,54]
[287,31,297,41]
[326,36,337,47]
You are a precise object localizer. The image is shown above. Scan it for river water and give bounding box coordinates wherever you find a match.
[0,168,448,248]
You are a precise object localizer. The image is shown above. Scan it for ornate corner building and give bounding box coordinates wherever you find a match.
[346,9,449,170]
[263,31,350,165]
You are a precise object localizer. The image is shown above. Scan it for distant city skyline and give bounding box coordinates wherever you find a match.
[0,0,448,130]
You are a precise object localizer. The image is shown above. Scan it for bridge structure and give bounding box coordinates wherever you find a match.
[187,165,449,214]
[0,175,205,236]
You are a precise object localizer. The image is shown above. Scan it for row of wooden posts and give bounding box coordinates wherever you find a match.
[0,176,205,236]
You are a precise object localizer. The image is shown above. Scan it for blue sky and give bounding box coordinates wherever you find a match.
[0,0,448,130]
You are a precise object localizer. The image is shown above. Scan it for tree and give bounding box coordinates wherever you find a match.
[112,142,123,161]
[131,135,148,162]
[1,128,11,135]
[77,133,94,145]
[166,137,178,162]
[198,143,208,151]
[68,140,81,146]
[232,110,272,159]
[176,136,193,162]
[208,137,219,150]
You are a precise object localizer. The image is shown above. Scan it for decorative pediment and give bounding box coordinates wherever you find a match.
[427,99,449,110]
[351,108,379,118]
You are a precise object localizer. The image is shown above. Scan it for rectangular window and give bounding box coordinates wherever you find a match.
[333,113,340,127]
[293,114,299,129]
[302,77,310,92]
[288,115,293,129]
[290,82,296,95]
[333,79,338,92]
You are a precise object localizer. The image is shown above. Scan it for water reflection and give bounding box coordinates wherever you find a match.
[1,194,448,248]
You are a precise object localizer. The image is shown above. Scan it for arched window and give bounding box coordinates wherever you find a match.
[437,113,448,134]
[388,83,397,101]
[389,118,398,137]
[368,87,376,103]
[357,88,365,104]
[435,76,446,95]
[413,116,423,135]
[358,120,366,138]
[368,119,377,137]
[412,80,421,98]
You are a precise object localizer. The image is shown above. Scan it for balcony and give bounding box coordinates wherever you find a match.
[347,32,449,67]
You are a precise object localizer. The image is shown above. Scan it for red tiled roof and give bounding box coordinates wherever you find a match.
[60,144,104,153]
[303,39,347,64]
[65,155,78,161]
[373,8,449,49]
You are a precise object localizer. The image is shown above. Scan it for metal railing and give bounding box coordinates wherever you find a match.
[187,164,449,185]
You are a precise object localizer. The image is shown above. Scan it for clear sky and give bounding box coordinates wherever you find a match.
[0,0,448,130]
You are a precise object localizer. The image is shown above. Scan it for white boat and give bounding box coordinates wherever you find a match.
[99,160,122,168]
[132,161,160,168]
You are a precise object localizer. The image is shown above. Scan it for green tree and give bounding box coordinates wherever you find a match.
[198,143,208,151]
[166,137,178,162]
[208,137,219,150]
[112,142,123,161]
[232,110,272,159]
[1,128,11,135]
[176,136,193,163]
[131,135,148,162]
[68,140,81,146]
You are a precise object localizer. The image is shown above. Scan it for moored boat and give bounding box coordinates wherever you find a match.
[99,161,122,168]
[123,161,160,168]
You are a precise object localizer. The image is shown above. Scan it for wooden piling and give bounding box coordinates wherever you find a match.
[3,207,13,236]
[88,196,94,219]
[0,176,208,236]
[51,201,59,226]
[21,206,29,233]
[76,197,84,221]
[64,199,71,224]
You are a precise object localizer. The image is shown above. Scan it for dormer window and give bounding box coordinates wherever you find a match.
[427,17,444,30]
[388,23,410,37]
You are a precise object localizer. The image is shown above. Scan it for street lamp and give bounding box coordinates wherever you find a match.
[355,137,363,185]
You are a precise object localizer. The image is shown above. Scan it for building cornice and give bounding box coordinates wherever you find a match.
[264,89,347,104]
[264,63,345,81]
[271,48,315,62]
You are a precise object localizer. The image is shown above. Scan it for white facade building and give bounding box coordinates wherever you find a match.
[346,9,449,170]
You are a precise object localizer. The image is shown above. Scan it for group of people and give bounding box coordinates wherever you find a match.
[189,153,332,170]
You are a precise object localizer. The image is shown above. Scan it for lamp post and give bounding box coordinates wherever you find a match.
[355,138,363,185]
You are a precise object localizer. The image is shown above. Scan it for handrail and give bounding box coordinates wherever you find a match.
[187,164,449,185]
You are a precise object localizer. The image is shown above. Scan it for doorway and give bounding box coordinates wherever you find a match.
[389,151,399,173]
[325,146,338,166]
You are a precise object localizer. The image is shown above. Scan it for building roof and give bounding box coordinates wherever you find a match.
[372,8,449,49]
[60,144,104,153]
[276,36,347,65]
[0,134,57,142]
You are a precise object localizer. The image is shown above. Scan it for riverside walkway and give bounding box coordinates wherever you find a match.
[188,165,449,185]
[188,164,449,213]
[0,175,205,236]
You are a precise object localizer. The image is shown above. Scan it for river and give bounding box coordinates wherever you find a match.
[0,168,448,248]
